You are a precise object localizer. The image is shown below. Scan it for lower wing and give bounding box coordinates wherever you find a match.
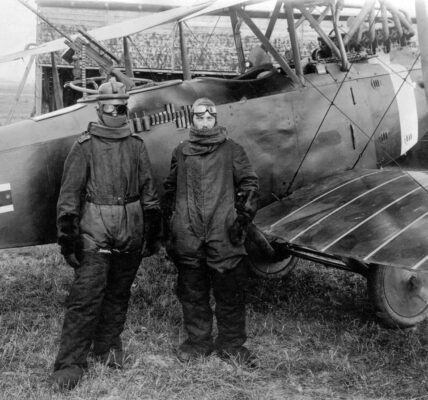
[255,169,428,272]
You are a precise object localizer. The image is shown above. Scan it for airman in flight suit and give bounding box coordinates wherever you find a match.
[50,79,161,390]
[164,97,259,367]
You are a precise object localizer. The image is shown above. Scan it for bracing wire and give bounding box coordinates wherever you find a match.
[127,36,159,82]
[285,4,380,193]
[286,4,424,197]
[279,4,428,280]
[183,17,225,77]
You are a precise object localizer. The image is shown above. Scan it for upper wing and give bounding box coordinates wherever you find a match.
[255,169,428,270]
[180,0,260,21]
[0,2,210,63]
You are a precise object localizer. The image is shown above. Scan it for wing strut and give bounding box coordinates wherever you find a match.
[51,53,64,110]
[331,1,350,71]
[123,37,134,78]
[297,5,342,59]
[284,2,303,78]
[265,0,283,40]
[229,7,246,74]
[235,7,302,86]
[343,0,376,46]
[179,22,192,81]
[4,48,35,124]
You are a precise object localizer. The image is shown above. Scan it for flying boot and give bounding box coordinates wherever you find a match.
[93,337,124,369]
[212,260,260,368]
[48,366,83,391]
[176,339,214,362]
[217,345,260,369]
[176,262,214,362]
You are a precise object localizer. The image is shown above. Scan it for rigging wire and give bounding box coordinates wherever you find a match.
[285,4,382,193]
[183,17,228,78]
[296,50,424,194]
[127,36,159,82]
[279,6,428,279]
[170,23,179,72]
[286,4,424,196]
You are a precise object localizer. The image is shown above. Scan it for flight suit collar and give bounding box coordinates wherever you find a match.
[88,122,131,139]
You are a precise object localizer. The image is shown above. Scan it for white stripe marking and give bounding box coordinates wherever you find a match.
[389,66,418,155]
[369,56,418,155]
[412,254,428,270]
[0,205,14,214]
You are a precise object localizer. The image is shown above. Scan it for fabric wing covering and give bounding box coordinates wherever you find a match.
[0,1,211,63]
[256,169,428,272]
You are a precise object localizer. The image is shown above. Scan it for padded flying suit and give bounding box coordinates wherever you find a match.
[165,138,258,272]
[54,122,159,371]
[164,136,258,351]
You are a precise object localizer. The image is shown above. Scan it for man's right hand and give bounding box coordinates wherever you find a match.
[58,214,81,268]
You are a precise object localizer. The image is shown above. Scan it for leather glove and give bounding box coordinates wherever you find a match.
[64,253,81,269]
[230,189,259,246]
[142,208,162,257]
[229,214,251,246]
[235,189,259,220]
[57,214,81,269]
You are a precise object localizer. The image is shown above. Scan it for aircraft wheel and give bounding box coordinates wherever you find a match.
[367,264,428,328]
[248,254,298,279]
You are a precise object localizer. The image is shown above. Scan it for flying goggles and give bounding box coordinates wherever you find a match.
[192,104,217,117]
[102,104,128,115]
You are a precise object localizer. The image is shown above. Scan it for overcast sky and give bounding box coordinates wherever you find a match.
[0,0,417,83]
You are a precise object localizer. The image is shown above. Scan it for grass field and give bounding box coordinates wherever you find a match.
[1,245,428,400]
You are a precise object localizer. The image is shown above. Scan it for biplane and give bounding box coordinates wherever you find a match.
[1,0,428,328]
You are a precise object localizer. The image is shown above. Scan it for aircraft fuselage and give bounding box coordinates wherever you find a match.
[0,59,426,249]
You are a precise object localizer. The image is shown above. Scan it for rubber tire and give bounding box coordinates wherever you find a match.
[249,254,298,279]
[367,264,428,328]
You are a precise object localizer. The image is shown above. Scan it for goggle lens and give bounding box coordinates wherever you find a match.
[102,104,128,114]
[193,104,217,116]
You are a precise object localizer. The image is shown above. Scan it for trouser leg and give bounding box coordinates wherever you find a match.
[93,251,141,357]
[54,251,110,371]
[212,259,248,350]
[176,260,213,346]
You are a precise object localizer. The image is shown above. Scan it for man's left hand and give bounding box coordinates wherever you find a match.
[141,238,162,257]
[64,253,81,269]
[229,214,251,246]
